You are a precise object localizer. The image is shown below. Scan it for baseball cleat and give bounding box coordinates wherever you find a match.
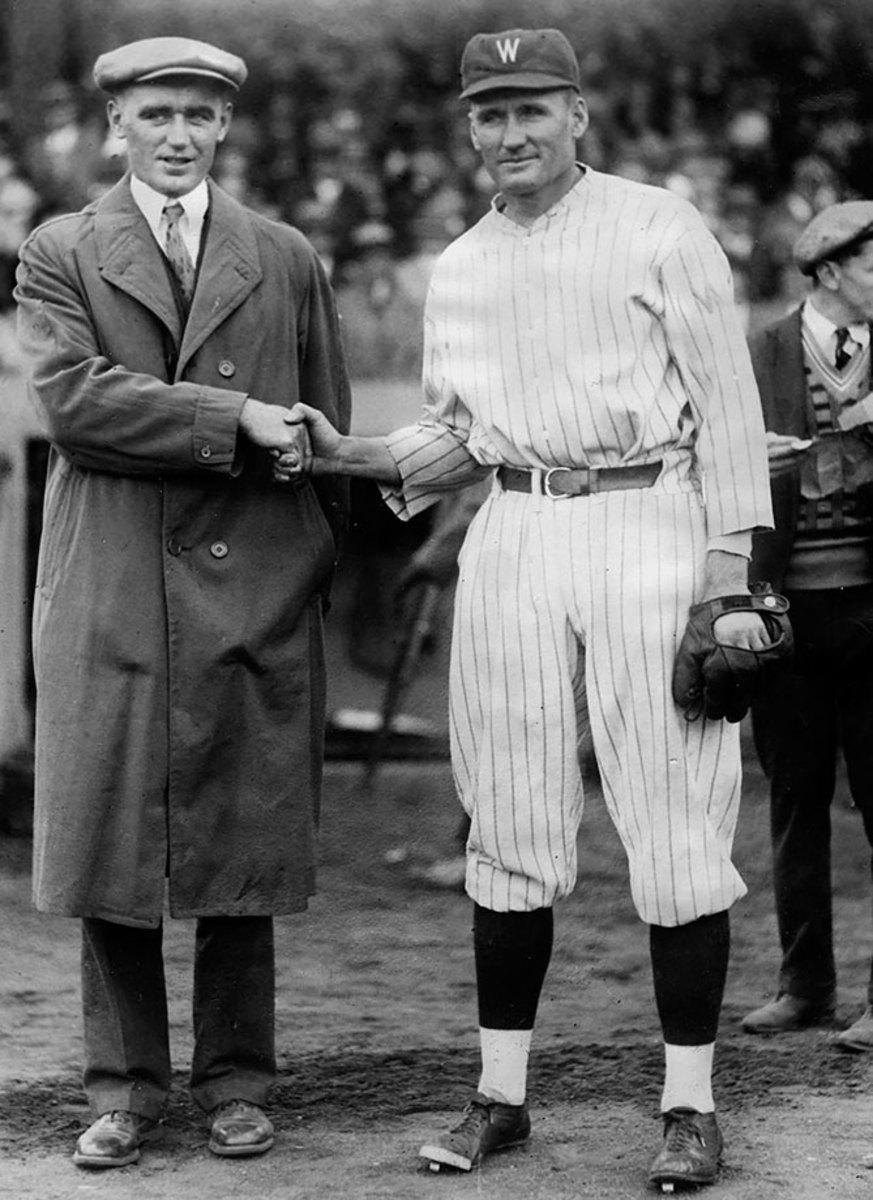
[418,1094,530,1172]
[648,1107,722,1191]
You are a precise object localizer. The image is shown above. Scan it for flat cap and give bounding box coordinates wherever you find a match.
[460,28,580,101]
[93,37,247,93]
[793,200,873,275]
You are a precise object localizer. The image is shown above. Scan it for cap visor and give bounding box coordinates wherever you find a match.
[460,72,578,100]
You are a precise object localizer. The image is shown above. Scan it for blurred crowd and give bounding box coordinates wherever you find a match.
[2,6,873,375]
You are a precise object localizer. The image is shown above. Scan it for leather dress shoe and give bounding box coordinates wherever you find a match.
[835,1005,873,1052]
[741,993,835,1034]
[208,1099,275,1157]
[73,1110,159,1168]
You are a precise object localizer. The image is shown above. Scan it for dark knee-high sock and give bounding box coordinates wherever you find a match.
[474,903,554,1028]
[650,910,730,1112]
[473,904,553,1105]
[650,911,730,1043]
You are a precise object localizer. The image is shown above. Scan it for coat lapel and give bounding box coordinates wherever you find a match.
[770,308,811,436]
[94,176,183,345]
[176,182,263,379]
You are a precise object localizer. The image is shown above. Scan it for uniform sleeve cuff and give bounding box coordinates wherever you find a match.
[707,530,752,559]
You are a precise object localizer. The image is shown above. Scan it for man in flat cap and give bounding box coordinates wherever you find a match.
[742,201,873,1047]
[279,26,776,1189]
[15,36,350,1167]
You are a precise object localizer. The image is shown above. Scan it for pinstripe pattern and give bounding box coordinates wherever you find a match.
[383,168,772,537]
[382,168,770,925]
[452,485,745,923]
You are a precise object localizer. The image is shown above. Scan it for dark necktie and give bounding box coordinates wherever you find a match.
[834,326,853,371]
[163,202,195,303]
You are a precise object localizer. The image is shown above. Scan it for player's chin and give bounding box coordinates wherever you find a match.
[498,169,541,194]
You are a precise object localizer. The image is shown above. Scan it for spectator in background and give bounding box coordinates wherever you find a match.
[24,82,105,213]
[0,175,39,312]
[758,156,843,305]
[742,202,873,1048]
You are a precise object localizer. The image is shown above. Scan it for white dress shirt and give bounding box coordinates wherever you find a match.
[803,297,870,361]
[129,174,209,266]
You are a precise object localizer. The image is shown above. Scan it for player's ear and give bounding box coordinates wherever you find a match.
[570,95,589,141]
[468,110,482,153]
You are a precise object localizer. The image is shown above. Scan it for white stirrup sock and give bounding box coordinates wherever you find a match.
[477,1027,532,1106]
[660,1043,715,1113]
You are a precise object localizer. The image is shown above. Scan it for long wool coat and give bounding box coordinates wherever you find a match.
[15,176,350,927]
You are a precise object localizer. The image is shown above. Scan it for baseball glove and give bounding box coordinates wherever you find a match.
[672,585,793,723]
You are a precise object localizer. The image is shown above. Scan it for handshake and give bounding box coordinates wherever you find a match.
[239,399,337,483]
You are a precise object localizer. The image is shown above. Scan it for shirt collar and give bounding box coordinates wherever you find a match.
[129,174,210,236]
[492,163,589,229]
[803,296,870,352]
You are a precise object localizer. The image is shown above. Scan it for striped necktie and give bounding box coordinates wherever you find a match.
[163,202,195,303]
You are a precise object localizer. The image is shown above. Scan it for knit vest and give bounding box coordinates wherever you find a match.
[783,329,873,589]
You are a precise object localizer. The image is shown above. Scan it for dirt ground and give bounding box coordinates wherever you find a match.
[2,738,873,1200]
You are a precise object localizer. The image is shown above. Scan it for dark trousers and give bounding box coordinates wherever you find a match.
[751,584,873,1005]
[81,915,275,1120]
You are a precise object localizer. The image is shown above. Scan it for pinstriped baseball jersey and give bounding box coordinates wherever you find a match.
[383,168,772,538]
[380,168,773,923]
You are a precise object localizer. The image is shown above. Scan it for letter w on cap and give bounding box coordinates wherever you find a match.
[495,36,520,64]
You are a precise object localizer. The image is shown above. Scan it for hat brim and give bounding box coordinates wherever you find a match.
[115,66,241,90]
[796,221,873,275]
[460,72,579,100]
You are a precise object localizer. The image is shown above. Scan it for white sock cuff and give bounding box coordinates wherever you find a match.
[477,1027,532,1107]
[660,1041,715,1114]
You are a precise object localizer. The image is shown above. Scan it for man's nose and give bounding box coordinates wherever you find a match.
[501,115,527,148]
[165,116,191,146]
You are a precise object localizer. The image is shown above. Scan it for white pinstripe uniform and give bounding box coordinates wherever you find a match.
[382,168,773,926]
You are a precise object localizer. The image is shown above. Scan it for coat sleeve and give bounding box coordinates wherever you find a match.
[297,247,352,544]
[14,223,248,478]
[659,216,774,537]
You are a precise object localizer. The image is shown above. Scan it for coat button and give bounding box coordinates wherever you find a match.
[210,540,229,559]
[218,360,236,378]
[199,444,212,460]
[167,537,182,556]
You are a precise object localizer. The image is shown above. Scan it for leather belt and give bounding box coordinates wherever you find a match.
[496,461,663,499]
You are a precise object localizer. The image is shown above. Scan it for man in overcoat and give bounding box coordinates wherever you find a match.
[741,202,873,1048]
[14,37,350,1167]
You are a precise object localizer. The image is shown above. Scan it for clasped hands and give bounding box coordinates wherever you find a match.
[239,399,333,481]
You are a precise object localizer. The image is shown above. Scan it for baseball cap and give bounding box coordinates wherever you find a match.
[793,200,873,276]
[459,28,580,101]
[93,37,248,93]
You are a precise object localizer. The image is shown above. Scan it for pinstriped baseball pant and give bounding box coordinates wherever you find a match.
[450,482,747,926]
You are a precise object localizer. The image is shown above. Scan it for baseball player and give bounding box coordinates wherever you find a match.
[281,28,775,1190]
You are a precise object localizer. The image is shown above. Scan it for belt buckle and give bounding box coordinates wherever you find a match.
[544,466,581,499]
